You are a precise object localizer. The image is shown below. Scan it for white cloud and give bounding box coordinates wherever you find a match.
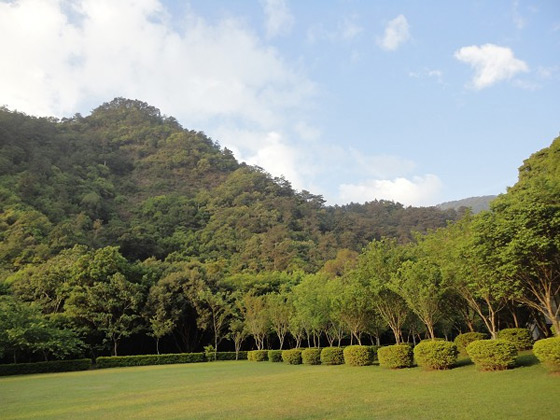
[261,0,294,39]
[377,14,410,51]
[338,175,443,207]
[454,43,529,89]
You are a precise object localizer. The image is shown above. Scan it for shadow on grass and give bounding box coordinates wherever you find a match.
[516,353,539,368]
[454,357,473,368]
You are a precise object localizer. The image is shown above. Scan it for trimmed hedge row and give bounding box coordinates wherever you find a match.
[302,348,322,365]
[414,341,458,370]
[466,340,518,371]
[497,328,533,351]
[343,345,374,366]
[215,351,248,361]
[320,347,345,365]
[533,336,560,372]
[247,350,268,362]
[268,350,283,362]
[96,353,205,369]
[282,348,303,364]
[0,359,92,376]
[378,344,413,369]
[454,332,488,352]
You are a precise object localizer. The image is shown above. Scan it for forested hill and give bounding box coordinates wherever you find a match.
[437,195,496,214]
[0,98,459,275]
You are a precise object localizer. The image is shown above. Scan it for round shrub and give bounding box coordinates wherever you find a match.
[419,338,444,343]
[268,350,283,362]
[466,339,518,371]
[247,350,268,362]
[320,347,345,365]
[343,345,374,366]
[497,328,533,351]
[282,348,303,365]
[378,344,413,369]
[414,340,458,370]
[533,337,560,372]
[454,332,488,352]
[302,348,322,365]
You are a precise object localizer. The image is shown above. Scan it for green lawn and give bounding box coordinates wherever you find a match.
[0,354,558,420]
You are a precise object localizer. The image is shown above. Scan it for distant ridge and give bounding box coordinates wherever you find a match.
[436,195,497,214]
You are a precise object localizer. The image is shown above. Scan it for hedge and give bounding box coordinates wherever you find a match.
[0,359,92,376]
[96,353,205,369]
[466,340,518,371]
[213,351,248,361]
[497,328,533,351]
[454,332,488,352]
[302,348,322,365]
[247,350,268,362]
[343,345,374,366]
[414,341,458,370]
[268,350,283,362]
[378,344,413,369]
[282,348,303,365]
[533,337,560,372]
[320,347,345,365]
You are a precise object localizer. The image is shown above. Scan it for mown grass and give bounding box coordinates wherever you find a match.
[0,353,558,420]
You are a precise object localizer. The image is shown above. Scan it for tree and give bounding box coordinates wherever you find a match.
[240,293,269,350]
[196,288,232,353]
[266,292,291,349]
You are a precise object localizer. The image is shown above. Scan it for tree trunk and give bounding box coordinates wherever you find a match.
[156,338,160,355]
[113,339,119,356]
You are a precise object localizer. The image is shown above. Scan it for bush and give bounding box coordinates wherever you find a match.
[0,359,91,376]
[378,344,413,369]
[215,351,248,361]
[419,338,444,343]
[454,332,488,352]
[497,328,533,351]
[302,348,322,365]
[414,341,458,370]
[320,347,345,365]
[343,345,374,366]
[95,353,205,369]
[369,346,380,360]
[466,340,518,371]
[282,348,303,365]
[247,350,268,362]
[533,337,560,372]
[268,350,283,362]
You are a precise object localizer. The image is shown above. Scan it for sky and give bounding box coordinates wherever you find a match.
[1,0,559,207]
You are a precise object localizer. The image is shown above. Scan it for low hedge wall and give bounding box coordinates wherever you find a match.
[282,348,303,365]
[378,344,413,369]
[454,332,488,352]
[0,359,92,376]
[96,353,205,369]
[497,328,533,351]
[414,341,458,370]
[343,345,374,366]
[215,351,248,361]
[533,337,560,373]
[268,350,283,362]
[302,348,322,365]
[466,339,518,371]
[320,347,344,365]
[247,350,268,362]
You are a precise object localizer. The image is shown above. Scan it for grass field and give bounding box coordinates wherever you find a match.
[0,354,558,420]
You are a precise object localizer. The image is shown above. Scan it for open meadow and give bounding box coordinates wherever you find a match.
[0,354,558,420]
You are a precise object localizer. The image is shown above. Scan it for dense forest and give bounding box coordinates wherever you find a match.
[0,99,558,363]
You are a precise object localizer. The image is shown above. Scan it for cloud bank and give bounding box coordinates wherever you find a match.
[377,15,410,51]
[454,43,529,89]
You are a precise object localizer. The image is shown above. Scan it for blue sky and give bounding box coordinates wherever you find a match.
[1,1,559,206]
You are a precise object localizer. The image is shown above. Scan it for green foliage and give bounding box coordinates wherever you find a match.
[215,351,248,361]
[301,348,322,365]
[282,348,302,365]
[0,359,91,376]
[378,344,414,369]
[413,341,458,370]
[320,347,345,365]
[204,345,216,362]
[466,340,518,371]
[343,345,374,366]
[268,350,283,362]
[454,332,488,352]
[95,353,205,368]
[247,350,268,362]
[497,328,533,351]
[532,337,560,372]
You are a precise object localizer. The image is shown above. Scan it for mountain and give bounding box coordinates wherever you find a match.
[0,98,460,275]
[436,195,497,214]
